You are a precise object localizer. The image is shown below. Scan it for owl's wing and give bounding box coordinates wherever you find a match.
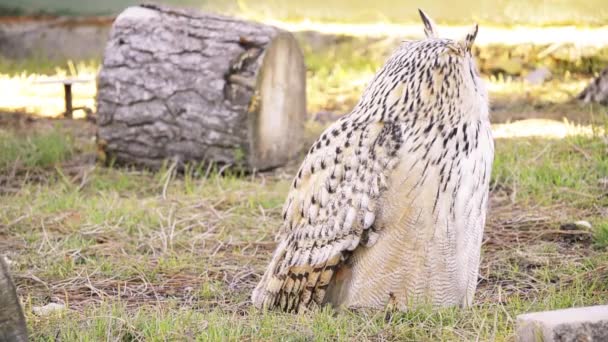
[252,116,402,313]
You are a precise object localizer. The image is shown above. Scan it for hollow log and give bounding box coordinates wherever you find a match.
[578,67,608,105]
[0,256,27,342]
[96,4,307,170]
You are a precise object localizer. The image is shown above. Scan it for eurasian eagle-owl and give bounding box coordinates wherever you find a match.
[252,9,494,313]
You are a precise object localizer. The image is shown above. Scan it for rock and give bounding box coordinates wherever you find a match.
[525,67,552,85]
[312,111,342,124]
[2,255,14,266]
[0,255,28,342]
[516,305,608,342]
[32,303,66,316]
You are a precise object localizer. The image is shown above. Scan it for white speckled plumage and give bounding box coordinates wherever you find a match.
[252,9,494,313]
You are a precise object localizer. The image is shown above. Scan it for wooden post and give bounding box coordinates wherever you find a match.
[63,82,73,119]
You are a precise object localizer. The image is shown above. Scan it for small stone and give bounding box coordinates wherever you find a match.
[516,305,608,342]
[32,303,66,316]
[313,111,342,124]
[560,221,592,231]
[525,67,552,85]
[71,251,86,265]
[2,255,13,266]
[574,221,592,229]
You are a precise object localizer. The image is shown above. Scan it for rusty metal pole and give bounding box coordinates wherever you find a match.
[63,83,73,119]
[0,256,28,342]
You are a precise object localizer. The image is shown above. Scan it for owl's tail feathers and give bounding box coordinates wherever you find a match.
[251,249,342,313]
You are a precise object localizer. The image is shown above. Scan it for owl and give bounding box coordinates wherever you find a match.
[252,9,494,313]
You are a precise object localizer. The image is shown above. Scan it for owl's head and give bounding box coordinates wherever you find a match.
[417,9,478,56]
[410,9,486,105]
[356,10,487,122]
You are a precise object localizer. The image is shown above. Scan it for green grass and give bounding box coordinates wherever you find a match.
[594,221,608,249]
[0,128,74,172]
[492,135,608,206]
[300,35,388,113]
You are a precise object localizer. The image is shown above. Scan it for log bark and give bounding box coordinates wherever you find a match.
[96,4,306,171]
[0,256,27,342]
[578,67,608,105]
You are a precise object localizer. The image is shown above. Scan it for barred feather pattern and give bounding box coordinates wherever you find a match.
[252,30,493,313]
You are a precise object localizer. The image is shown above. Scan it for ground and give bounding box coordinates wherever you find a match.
[1,27,608,341]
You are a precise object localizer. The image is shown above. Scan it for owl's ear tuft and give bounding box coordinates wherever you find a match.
[418,9,438,38]
[461,23,478,53]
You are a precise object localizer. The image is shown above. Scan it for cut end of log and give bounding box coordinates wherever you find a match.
[250,32,306,170]
[96,4,307,171]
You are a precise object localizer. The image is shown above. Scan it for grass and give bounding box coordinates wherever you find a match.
[0,112,606,340]
[594,221,608,249]
[0,128,74,172]
[492,135,608,206]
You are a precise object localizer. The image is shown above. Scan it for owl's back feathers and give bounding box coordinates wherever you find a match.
[252,9,490,313]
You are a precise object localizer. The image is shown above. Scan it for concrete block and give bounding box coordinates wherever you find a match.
[516,305,608,342]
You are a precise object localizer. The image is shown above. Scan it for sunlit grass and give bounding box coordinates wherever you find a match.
[2,26,607,120]
[0,59,98,118]
[487,77,589,103]
[277,21,608,46]
[491,119,603,139]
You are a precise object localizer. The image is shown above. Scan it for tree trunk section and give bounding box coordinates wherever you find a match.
[96,4,306,171]
[578,67,608,105]
[0,256,27,342]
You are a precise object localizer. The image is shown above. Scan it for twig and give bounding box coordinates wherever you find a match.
[567,141,592,161]
[162,160,178,200]
[77,165,96,192]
